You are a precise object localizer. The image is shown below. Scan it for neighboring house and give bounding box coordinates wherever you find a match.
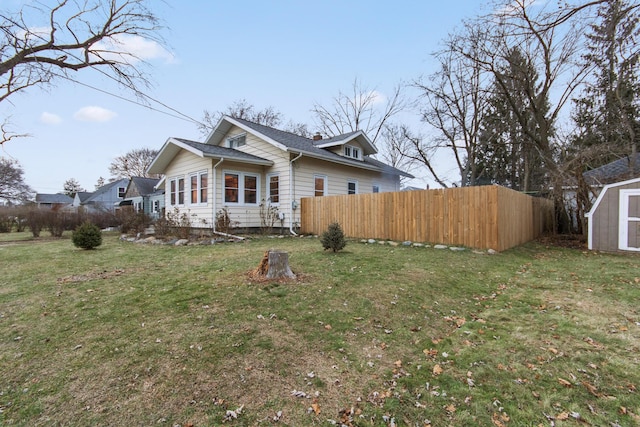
[586,176,640,252]
[584,153,640,189]
[148,115,413,232]
[121,177,165,220]
[34,193,73,209]
[73,178,130,213]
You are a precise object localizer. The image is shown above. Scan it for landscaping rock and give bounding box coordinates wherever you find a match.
[434,244,448,249]
[412,243,424,248]
[175,239,189,246]
[402,241,412,246]
[388,241,399,247]
[450,247,465,251]
[487,248,498,255]
[368,239,377,244]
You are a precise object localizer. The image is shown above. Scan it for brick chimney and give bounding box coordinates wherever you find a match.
[313,132,322,141]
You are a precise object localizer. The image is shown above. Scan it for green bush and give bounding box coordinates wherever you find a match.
[72,221,103,250]
[320,222,347,252]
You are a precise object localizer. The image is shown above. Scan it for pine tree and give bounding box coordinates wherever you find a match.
[474,47,548,192]
[572,0,640,165]
[321,222,347,253]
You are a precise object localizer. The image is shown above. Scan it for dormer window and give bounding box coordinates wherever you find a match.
[344,145,361,160]
[227,134,246,148]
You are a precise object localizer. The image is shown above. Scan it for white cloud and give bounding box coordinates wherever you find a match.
[40,112,62,125]
[73,106,117,123]
[92,34,175,65]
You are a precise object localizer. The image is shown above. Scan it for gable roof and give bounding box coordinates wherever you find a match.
[75,192,93,203]
[83,178,130,204]
[35,193,73,204]
[204,116,413,178]
[126,177,161,197]
[147,137,274,174]
[584,153,640,185]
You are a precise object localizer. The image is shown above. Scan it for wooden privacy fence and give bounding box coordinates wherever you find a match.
[300,185,554,252]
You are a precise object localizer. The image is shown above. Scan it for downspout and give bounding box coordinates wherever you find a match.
[289,152,303,235]
[212,158,224,233]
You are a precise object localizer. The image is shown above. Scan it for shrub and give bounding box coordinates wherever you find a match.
[320,222,347,253]
[116,207,151,235]
[215,207,238,235]
[26,208,45,237]
[72,221,103,250]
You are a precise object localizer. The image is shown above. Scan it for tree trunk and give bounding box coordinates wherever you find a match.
[256,250,296,280]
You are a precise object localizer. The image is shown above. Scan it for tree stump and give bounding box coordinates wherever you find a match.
[255,249,296,280]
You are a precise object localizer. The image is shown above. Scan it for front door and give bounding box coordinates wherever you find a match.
[618,189,640,251]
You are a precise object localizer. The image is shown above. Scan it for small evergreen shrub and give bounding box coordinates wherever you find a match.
[321,222,347,252]
[72,221,103,250]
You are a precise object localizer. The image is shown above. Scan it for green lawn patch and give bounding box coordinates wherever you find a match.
[0,235,638,426]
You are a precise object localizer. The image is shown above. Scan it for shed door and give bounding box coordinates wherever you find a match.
[619,189,640,251]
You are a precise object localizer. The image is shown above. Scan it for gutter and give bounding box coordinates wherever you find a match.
[289,152,303,235]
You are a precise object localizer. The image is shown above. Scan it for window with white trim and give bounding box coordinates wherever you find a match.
[267,174,280,204]
[189,171,208,205]
[135,201,142,212]
[227,134,246,148]
[372,184,380,193]
[347,180,358,195]
[153,200,160,213]
[224,171,260,205]
[344,145,361,160]
[118,187,126,198]
[169,177,185,206]
[314,175,327,197]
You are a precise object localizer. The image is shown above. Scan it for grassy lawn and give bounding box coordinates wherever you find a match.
[0,234,639,426]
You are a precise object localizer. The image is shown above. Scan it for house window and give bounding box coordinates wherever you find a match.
[372,185,380,193]
[267,174,279,204]
[153,200,160,213]
[190,175,198,204]
[224,172,259,204]
[135,201,142,212]
[169,177,185,206]
[227,134,246,148]
[244,175,257,204]
[200,173,208,203]
[118,187,126,198]
[314,175,327,197]
[348,180,358,195]
[189,171,208,205]
[177,178,185,205]
[344,145,361,160]
[225,173,239,203]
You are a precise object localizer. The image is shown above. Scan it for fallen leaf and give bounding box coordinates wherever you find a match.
[445,404,456,413]
[582,381,600,397]
[324,324,332,330]
[311,402,320,415]
[423,348,438,357]
[548,347,558,354]
[558,378,572,387]
[433,364,443,376]
[394,360,402,368]
[556,412,569,420]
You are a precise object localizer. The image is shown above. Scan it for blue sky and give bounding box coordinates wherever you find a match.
[2,0,485,193]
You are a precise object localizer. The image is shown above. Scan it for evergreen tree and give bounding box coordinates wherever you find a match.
[474,47,548,192]
[572,0,640,166]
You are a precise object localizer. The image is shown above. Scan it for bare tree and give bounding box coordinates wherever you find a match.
[109,147,159,179]
[0,157,33,203]
[413,30,491,187]
[199,99,310,137]
[0,0,164,144]
[311,79,416,183]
